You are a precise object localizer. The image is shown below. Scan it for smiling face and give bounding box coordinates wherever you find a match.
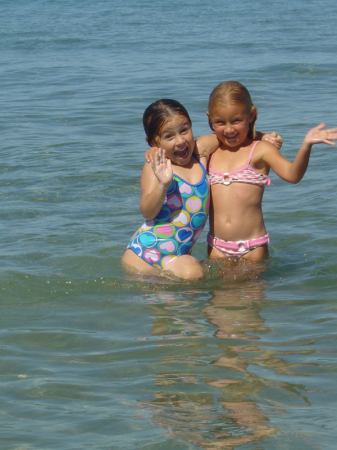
[153,114,195,166]
[208,103,256,148]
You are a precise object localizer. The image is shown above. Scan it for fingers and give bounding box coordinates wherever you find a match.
[267,139,282,150]
[264,133,283,150]
[152,148,166,169]
[322,131,337,145]
[166,157,172,172]
[307,124,337,146]
[154,148,161,168]
[157,148,166,165]
[146,146,161,163]
[161,149,167,165]
[316,125,337,137]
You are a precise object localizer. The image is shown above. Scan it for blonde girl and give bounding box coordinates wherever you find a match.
[197,81,337,260]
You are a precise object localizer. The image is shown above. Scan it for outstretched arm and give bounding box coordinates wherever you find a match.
[140,148,173,220]
[262,124,337,184]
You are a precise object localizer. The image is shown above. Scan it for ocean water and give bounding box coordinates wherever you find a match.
[1,0,337,448]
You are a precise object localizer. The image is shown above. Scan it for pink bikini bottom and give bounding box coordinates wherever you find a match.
[207,232,270,257]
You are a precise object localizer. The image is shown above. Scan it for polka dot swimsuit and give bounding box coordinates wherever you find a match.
[127,158,210,269]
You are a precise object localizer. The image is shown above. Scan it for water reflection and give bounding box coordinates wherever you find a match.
[136,268,310,448]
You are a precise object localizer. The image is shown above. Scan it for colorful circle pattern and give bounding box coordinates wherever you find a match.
[127,169,209,269]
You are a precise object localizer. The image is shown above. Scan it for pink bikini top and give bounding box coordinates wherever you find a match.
[208,141,271,187]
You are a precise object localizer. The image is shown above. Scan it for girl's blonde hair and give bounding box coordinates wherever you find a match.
[208,81,258,139]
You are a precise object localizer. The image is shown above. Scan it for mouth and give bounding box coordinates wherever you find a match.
[174,146,190,160]
[225,134,238,140]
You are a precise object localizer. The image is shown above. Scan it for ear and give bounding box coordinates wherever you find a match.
[146,136,155,147]
[249,106,257,123]
[206,111,215,132]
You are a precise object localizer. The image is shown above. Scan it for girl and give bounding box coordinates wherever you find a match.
[197,80,337,260]
[121,99,210,280]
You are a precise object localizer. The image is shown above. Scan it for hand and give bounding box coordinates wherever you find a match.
[151,148,173,187]
[145,146,159,163]
[262,131,283,150]
[304,123,337,146]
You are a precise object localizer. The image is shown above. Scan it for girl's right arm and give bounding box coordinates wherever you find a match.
[140,148,173,220]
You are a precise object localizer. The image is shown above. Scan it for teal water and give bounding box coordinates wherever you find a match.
[1,0,337,448]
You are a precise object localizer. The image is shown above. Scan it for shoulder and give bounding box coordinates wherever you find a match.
[249,140,279,169]
[141,160,153,175]
[140,160,158,186]
[251,140,284,171]
[195,134,219,159]
[196,133,218,148]
[254,139,280,157]
[196,133,218,145]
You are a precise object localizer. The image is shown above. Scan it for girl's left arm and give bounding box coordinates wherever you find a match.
[262,124,337,183]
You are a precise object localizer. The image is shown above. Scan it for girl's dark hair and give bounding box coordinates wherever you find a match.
[143,99,192,145]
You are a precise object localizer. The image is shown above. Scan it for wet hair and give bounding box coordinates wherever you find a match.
[143,99,192,146]
[208,81,258,139]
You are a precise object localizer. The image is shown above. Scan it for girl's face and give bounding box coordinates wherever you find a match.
[154,114,195,166]
[208,103,255,148]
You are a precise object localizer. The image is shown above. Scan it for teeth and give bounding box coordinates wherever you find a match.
[175,147,188,157]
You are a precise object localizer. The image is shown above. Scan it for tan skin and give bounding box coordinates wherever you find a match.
[195,103,337,261]
[122,114,206,280]
[146,125,284,261]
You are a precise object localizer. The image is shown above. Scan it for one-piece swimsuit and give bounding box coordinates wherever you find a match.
[127,156,210,269]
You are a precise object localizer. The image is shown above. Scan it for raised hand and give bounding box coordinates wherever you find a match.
[305,123,337,146]
[151,148,173,187]
[262,131,283,150]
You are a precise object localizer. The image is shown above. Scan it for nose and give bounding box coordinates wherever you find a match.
[176,133,185,146]
[224,123,234,134]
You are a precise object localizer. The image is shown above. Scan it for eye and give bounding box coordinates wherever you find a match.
[162,133,174,140]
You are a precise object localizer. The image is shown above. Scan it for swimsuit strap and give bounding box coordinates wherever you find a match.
[247,140,260,165]
[208,150,216,169]
[209,141,260,169]
[192,153,208,180]
[193,153,205,173]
